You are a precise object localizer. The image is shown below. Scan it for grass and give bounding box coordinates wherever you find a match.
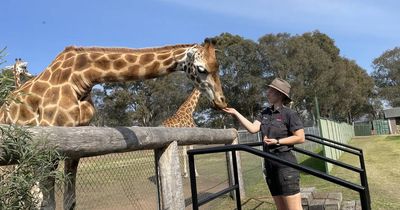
[52,135,400,209]
[209,135,400,210]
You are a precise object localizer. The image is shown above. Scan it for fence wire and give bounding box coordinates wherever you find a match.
[52,127,319,210]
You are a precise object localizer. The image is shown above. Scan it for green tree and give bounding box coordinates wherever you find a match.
[372,47,400,107]
[208,33,265,128]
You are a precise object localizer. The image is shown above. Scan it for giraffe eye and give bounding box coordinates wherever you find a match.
[197,66,207,73]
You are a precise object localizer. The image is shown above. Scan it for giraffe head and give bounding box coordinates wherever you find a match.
[180,38,227,109]
[13,58,32,77]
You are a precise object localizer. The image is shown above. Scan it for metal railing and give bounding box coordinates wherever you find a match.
[187,134,371,210]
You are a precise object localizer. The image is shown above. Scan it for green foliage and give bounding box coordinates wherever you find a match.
[0,48,66,209]
[372,47,400,107]
[0,48,17,106]
[258,31,375,122]
[0,125,66,210]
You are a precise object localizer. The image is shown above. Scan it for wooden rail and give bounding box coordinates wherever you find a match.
[0,126,241,210]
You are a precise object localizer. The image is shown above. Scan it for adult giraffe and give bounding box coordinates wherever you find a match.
[0,38,227,209]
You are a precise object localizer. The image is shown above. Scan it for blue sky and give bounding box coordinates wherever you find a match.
[1,0,399,75]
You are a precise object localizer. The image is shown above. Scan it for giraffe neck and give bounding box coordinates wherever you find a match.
[14,73,21,88]
[174,88,201,116]
[52,45,196,96]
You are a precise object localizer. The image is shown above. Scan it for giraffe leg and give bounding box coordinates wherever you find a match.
[64,158,79,210]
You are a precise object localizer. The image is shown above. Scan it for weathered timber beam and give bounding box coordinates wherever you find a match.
[0,126,237,163]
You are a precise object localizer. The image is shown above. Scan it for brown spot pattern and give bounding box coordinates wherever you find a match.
[60,86,77,109]
[108,54,121,60]
[40,70,51,81]
[125,54,137,63]
[113,59,127,70]
[173,49,186,55]
[157,53,171,60]
[102,72,119,82]
[120,67,140,80]
[163,58,174,66]
[145,61,160,72]
[19,107,34,121]
[90,53,102,60]
[65,52,75,60]
[75,54,90,71]
[62,57,74,68]
[139,53,155,65]
[43,107,57,122]
[25,95,41,110]
[51,61,62,71]
[55,111,69,125]
[31,81,49,96]
[83,69,100,83]
[95,57,111,69]
[175,54,185,61]
[44,87,60,100]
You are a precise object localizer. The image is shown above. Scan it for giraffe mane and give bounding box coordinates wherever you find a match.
[64,44,198,54]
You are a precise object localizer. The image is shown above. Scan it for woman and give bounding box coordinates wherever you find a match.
[223,78,305,210]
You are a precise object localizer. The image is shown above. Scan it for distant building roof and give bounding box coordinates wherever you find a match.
[383,107,400,118]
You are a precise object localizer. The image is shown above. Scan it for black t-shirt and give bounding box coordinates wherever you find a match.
[256,106,303,152]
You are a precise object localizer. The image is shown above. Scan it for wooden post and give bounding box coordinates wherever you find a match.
[0,126,237,209]
[155,141,185,210]
[226,137,245,200]
[64,158,79,210]
[39,175,56,210]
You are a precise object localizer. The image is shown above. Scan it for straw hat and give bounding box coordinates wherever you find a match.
[268,78,292,101]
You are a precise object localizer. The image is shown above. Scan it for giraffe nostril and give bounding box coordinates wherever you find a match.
[220,96,226,103]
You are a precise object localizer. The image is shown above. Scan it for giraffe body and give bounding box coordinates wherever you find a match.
[162,88,201,177]
[0,39,226,209]
[0,40,226,126]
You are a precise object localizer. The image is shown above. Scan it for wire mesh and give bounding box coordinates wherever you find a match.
[55,150,158,210]
[50,127,319,209]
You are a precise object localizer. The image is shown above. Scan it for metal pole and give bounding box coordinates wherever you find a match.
[359,189,370,210]
[315,96,328,173]
[231,150,242,210]
[359,151,371,209]
[188,154,198,210]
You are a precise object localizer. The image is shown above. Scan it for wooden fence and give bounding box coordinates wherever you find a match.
[0,126,242,210]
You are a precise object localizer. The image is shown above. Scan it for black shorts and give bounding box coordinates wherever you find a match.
[264,151,300,196]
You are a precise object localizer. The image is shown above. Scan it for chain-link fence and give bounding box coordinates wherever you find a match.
[52,127,320,209]
[54,146,232,210]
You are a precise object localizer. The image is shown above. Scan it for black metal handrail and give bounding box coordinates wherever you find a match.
[305,134,370,206]
[306,134,362,152]
[188,141,371,210]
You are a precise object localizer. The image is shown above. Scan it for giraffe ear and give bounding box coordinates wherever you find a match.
[203,38,217,46]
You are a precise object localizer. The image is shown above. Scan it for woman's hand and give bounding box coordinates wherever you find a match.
[222,107,237,116]
[264,136,279,145]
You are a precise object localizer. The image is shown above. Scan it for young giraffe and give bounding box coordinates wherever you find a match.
[0,39,227,209]
[3,58,32,88]
[13,58,33,88]
[162,88,201,177]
